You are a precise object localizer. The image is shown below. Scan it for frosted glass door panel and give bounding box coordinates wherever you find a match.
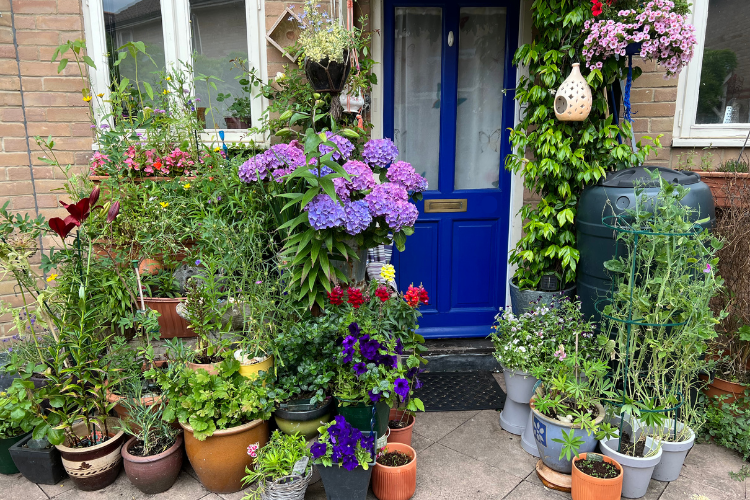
[394,7,442,191]
[454,7,506,190]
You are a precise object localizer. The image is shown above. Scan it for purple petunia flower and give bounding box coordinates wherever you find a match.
[342,345,355,364]
[304,194,346,231]
[352,362,367,377]
[394,378,410,400]
[311,442,327,459]
[348,322,361,337]
[195,259,201,266]
[387,161,428,192]
[342,454,359,471]
[362,138,399,168]
[342,200,372,235]
[359,338,381,362]
[395,338,404,355]
[368,390,381,403]
[342,335,357,349]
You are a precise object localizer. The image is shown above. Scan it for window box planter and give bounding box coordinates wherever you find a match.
[121,433,183,494]
[9,433,67,484]
[371,442,417,500]
[571,452,623,500]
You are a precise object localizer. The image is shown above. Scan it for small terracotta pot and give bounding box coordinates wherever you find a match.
[142,297,194,338]
[138,257,164,275]
[180,419,269,494]
[372,442,417,500]
[571,453,623,500]
[122,433,183,494]
[701,374,749,408]
[186,361,221,375]
[55,417,126,491]
[387,409,415,446]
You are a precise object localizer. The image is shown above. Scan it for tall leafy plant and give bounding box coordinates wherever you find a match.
[507,0,661,290]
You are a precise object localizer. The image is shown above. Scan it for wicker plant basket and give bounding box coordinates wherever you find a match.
[259,468,313,500]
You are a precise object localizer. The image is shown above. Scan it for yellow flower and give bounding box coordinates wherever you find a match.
[163,89,169,95]
[183,183,191,190]
[160,202,169,208]
[47,273,58,282]
[166,76,171,81]
[380,264,395,282]
[214,147,221,152]
[83,96,92,102]
[96,93,104,98]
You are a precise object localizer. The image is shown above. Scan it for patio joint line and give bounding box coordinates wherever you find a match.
[431,410,483,444]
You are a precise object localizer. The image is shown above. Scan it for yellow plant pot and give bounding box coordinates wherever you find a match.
[238,355,274,381]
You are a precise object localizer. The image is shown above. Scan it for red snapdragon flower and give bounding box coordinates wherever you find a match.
[418,287,429,305]
[404,285,420,307]
[346,288,365,309]
[328,286,344,305]
[375,286,390,302]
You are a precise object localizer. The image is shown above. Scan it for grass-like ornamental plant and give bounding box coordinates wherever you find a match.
[116,378,180,457]
[311,416,376,470]
[241,430,312,500]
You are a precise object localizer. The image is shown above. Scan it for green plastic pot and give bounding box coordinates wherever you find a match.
[0,432,30,475]
[337,400,390,438]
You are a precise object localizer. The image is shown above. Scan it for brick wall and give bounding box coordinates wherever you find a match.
[0,0,90,336]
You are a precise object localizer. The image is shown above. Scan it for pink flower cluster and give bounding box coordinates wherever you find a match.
[583,0,696,77]
[89,151,109,175]
[92,146,203,177]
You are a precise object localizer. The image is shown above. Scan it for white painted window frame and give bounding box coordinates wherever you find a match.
[673,0,750,147]
[82,0,269,146]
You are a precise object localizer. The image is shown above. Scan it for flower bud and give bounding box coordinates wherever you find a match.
[89,186,100,206]
[106,201,120,223]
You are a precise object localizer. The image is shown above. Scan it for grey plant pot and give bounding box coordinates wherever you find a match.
[530,399,604,474]
[646,420,695,482]
[520,411,540,457]
[499,367,538,435]
[508,279,576,315]
[600,436,662,499]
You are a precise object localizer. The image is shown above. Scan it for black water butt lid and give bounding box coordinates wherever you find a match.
[600,166,701,188]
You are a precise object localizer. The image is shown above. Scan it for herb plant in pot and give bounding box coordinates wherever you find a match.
[118,379,183,494]
[0,378,36,474]
[310,416,376,500]
[371,443,417,500]
[156,357,274,493]
[241,430,313,500]
[571,452,623,500]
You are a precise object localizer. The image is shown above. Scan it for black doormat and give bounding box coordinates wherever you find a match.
[413,371,506,412]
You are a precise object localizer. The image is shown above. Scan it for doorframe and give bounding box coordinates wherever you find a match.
[369,0,531,311]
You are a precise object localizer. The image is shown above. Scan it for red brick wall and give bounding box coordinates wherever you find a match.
[0,0,90,336]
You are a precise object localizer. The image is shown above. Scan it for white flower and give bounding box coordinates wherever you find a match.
[518,346,526,353]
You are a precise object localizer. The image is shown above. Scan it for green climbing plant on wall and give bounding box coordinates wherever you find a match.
[507,0,662,291]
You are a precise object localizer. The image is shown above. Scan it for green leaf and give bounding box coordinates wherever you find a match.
[143,81,154,100]
[82,55,97,69]
[57,58,68,73]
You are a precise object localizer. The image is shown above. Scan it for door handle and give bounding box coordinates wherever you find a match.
[424,199,467,213]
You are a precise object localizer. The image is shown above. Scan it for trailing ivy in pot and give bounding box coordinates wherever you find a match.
[310,416,376,500]
[117,378,184,494]
[241,430,313,500]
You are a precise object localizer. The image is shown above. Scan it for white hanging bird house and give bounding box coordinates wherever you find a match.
[554,63,592,122]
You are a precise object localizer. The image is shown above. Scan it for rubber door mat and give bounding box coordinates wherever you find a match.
[413,371,506,412]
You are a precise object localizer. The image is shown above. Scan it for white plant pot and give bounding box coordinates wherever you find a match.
[499,367,538,435]
[600,436,662,498]
[647,420,695,482]
[520,411,540,457]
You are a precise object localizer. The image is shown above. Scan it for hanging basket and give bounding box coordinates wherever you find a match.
[304,50,351,93]
[260,468,313,500]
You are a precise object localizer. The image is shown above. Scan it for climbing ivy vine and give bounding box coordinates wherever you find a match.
[507,0,661,290]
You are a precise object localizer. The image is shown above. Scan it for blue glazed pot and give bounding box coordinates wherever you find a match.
[530,398,604,474]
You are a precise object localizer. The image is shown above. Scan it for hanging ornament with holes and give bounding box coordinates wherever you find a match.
[554,63,592,122]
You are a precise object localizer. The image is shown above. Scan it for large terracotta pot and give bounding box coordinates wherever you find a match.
[143,297,194,338]
[180,419,269,494]
[694,171,750,208]
[701,374,749,408]
[371,442,417,500]
[387,409,415,446]
[571,453,623,500]
[122,433,183,494]
[55,417,126,491]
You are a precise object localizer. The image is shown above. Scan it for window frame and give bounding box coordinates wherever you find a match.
[82,0,269,146]
[673,0,750,147]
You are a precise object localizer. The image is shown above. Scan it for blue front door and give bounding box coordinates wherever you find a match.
[385,0,518,338]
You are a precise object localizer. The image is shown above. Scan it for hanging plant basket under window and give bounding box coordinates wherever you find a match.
[304,50,351,93]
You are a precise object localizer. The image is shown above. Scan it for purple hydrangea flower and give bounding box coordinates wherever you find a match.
[384,201,419,232]
[364,182,408,217]
[308,164,334,177]
[319,132,355,161]
[362,138,399,168]
[238,156,267,183]
[394,378,410,400]
[304,194,345,230]
[333,160,376,200]
[352,362,367,377]
[238,144,306,183]
[342,200,372,235]
[387,161,428,192]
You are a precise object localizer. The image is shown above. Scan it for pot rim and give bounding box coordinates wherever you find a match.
[317,460,376,471]
[645,421,695,450]
[121,433,183,463]
[142,297,186,303]
[387,411,415,431]
[599,436,663,466]
[180,418,266,437]
[500,365,535,378]
[234,351,273,366]
[530,396,605,430]
[573,452,623,479]
[508,278,576,294]
[375,442,417,471]
[274,397,335,421]
[55,417,124,453]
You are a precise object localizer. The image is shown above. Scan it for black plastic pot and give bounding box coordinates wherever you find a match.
[0,432,29,474]
[508,279,576,315]
[273,397,335,439]
[317,461,375,500]
[304,51,351,93]
[9,434,67,484]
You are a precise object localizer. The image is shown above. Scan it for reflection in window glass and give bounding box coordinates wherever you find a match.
[191,0,249,129]
[103,0,166,90]
[696,0,750,124]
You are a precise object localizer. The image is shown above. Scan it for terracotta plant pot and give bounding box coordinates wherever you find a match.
[694,171,750,208]
[138,258,164,275]
[571,452,623,500]
[55,417,126,491]
[142,297,194,338]
[387,409,415,446]
[186,361,220,375]
[701,373,749,408]
[180,419,269,494]
[122,433,183,494]
[372,442,417,500]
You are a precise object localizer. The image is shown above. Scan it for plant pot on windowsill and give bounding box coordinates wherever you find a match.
[273,397,335,440]
[9,433,67,484]
[121,433,184,494]
[224,117,251,129]
[304,50,352,93]
[387,409,415,446]
[571,452,623,500]
[371,442,417,500]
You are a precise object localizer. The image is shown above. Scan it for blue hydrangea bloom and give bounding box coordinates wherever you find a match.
[305,194,345,230]
[362,138,399,168]
[342,200,372,235]
[384,200,419,232]
[364,183,408,217]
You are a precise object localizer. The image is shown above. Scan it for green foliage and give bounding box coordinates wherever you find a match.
[115,378,180,456]
[507,0,661,290]
[552,428,586,461]
[241,430,312,500]
[0,378,39,439]
[704,390,750,461]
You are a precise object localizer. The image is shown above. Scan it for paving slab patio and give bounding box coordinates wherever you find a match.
[0,409,746,500]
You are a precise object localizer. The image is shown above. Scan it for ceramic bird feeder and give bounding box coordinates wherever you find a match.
[554,63,592,122]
